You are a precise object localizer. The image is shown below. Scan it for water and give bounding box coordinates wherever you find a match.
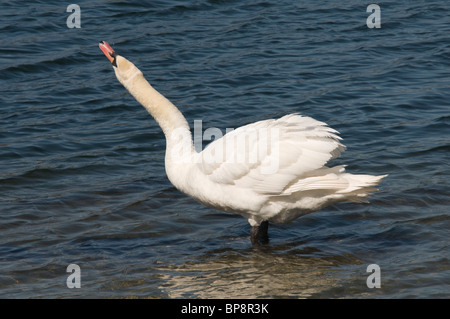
[1,0,449,298]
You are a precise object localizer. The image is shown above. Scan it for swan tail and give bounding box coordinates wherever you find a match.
[335,172,387,204]
[283,166,387,201]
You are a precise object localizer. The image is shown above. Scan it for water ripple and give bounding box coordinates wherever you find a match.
[0,0,449,298]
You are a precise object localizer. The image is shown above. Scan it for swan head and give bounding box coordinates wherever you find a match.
[99,41,143,86]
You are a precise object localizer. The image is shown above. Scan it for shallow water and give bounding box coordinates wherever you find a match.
[0,0,449,298]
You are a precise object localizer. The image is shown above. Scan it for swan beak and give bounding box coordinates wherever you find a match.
[99,41,117,67]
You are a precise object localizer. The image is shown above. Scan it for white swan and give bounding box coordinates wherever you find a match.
[99,41,387,244]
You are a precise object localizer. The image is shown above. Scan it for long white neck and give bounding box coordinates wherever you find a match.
[116,66,194,163]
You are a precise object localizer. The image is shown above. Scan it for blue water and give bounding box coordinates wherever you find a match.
[1,0,449,298]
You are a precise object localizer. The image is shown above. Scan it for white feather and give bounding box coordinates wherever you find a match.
[110,54,387,228]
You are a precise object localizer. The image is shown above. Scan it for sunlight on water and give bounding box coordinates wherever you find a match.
[157,250,353,298]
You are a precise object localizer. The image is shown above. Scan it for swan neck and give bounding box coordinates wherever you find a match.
[123,73,193,151]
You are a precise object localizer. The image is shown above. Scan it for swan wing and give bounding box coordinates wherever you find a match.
[196,114,346,195]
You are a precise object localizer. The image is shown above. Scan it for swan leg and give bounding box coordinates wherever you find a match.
[250,220,269,245]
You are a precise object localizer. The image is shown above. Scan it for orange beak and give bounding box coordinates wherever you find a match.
[99,41,117,66]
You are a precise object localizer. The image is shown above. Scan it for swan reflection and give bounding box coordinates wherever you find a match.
[157,246,360,298]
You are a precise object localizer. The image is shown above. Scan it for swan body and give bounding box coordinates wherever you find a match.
[99,41,387,244]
